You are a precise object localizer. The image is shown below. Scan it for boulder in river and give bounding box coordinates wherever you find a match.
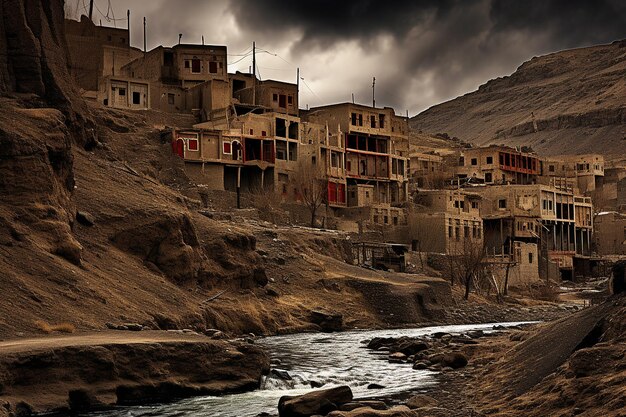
[309,310,343,332]
[278,385,353,417]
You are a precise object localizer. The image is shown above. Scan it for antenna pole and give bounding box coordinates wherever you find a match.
[372,76,376,108]
[143,17,146,53]
[127,10,130,46]
[252,41,256,105]
[89,0,94,22]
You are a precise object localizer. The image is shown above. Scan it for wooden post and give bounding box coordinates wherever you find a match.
[237,166,241,209]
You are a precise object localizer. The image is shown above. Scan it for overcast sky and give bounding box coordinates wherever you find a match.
[66,0,626,116]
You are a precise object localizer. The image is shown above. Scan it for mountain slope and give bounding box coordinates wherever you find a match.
[411,40,626,158]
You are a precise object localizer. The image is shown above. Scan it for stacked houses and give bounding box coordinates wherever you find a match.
[65,15,626,287]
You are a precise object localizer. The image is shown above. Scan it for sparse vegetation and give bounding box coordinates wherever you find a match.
[34,320,76,334]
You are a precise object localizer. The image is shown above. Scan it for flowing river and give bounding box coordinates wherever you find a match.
[88,322,529,417]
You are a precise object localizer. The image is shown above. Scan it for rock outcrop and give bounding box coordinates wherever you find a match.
[0,331,270,415]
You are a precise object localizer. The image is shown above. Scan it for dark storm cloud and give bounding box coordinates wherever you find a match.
[228,0,626,113]
[489,0,626,45]
[228,0,457,49]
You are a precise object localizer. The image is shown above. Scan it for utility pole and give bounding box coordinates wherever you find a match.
[372,77,376,108]
[88,0,94,22]
[296,67,300,109]
[143,17,146,53]
[127,10,130,46]
[252,41,256,105]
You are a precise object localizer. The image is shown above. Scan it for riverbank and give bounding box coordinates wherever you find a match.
[0,331,269,416]
[398,294,626,417]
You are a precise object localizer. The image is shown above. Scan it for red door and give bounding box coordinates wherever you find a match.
[174,139,184,158]
[328,182,337,203]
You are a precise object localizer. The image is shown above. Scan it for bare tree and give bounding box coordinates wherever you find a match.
[292,159,327,228]
[447,239,486,300]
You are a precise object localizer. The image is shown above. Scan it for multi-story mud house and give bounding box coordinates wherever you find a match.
[122,44,228,112]
[65,16,149,109]
[541,154,605,194]
[302,103,409,225]
[477,184,593,281]
[409,152,445,189]
[410,189,483,254]
[456,145,541,185]
[303,104,409,203]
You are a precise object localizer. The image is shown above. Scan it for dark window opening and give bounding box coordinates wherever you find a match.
[191,58,201,73]
[209,61,218,73]
[379,114,385,128]
[370,115,376,128]
[276,140,287,160]
[529,252,533,264]
[233,79,246,98]
[118,88,126,96]
[132,92,141,104]
[167,93,175,104]
[471,158,477,165]
[486,156,493,164]
[498,199,507,209]
[276,118,287,137]
[485,172,493,183]
[278,94,287,108]
[288,121,298,139]
[287,95,293,104]
[351,113,357,125]
[288,142,298,161]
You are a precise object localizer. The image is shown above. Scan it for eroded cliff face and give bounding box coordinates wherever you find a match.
[411,40,626,157]
[0,0,96,265]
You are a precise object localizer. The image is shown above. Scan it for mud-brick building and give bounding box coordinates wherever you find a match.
[409,152,445,189]
[229,73,299,116]
[122,44,228,112]
[476,184,593,281]
[593,212,626,256]
[541,154,605,195]
[65,16,148,109]
[302,103,409,226]
[298,120,347,208]
[410,189,483,254]
[455,145,540,185]
[170,111,305,193]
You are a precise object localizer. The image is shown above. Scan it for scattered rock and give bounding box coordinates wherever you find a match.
[278,385,353,417]
[388,352,407,363]
[270,369,292,381]
[266,286,280,297]
[309,310,343,332]
[396,340,429,356]
[441,352,468,369]
[406,394,437,409]
[76,211,95,226]
[412,362,429,370]
[367,383,386,389]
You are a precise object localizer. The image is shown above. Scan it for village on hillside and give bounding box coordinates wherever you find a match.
[3,2,626,416]
[66,15,626,294]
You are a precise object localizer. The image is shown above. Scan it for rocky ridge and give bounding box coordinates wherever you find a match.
[411,40,626,158]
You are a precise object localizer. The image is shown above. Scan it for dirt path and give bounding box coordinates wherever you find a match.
[0,330,210,354]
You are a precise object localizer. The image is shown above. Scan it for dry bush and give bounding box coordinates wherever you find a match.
[35,320,76,334]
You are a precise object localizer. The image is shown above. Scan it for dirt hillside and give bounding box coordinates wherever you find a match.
[411,41,626,159]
